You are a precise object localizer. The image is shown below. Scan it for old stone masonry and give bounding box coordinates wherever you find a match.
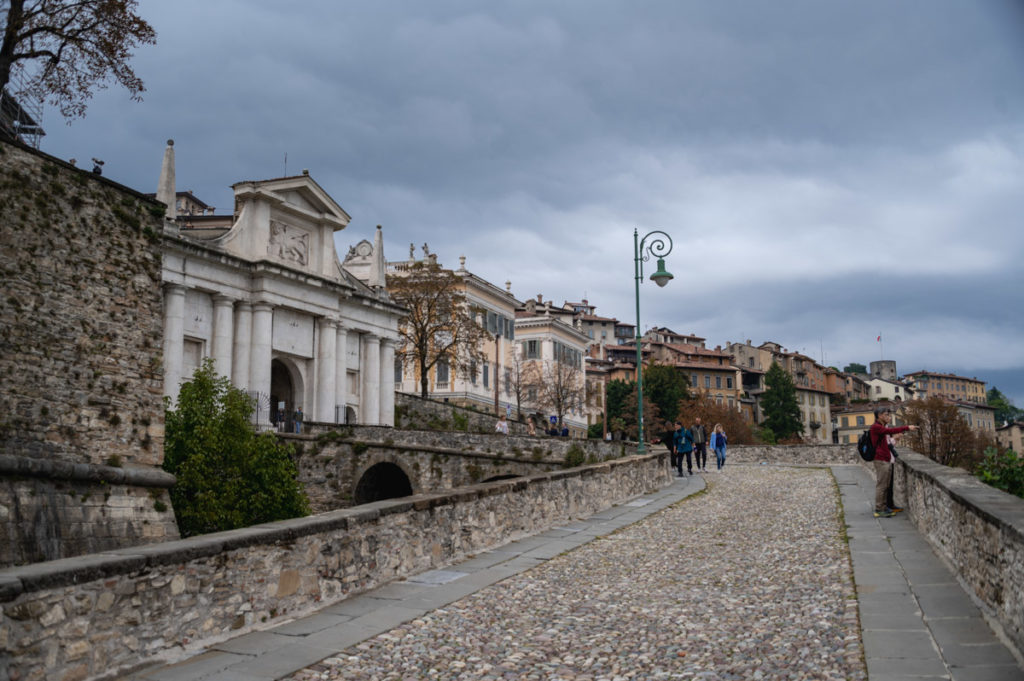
[288,467,863,680]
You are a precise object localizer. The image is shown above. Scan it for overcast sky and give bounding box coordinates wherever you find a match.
[40,1,1024,406]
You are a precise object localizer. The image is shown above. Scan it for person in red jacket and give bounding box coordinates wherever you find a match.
[870,408,918,518]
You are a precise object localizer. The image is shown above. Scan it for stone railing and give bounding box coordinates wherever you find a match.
[0,452,670,681]
[394,392,537,435]
[895,451,1024,660]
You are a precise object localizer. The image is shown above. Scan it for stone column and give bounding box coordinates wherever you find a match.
[211,294,234,380]
[360,333,380,426]
[379,337,396,427]
[250,303,274,424]
[316,317,337,423]
[232,302,252,390]
[334,321,348,423]
[162,284,186,405]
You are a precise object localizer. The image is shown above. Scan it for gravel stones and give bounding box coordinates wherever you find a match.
[288,466,866,680]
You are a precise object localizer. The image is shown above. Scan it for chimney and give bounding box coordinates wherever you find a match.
[537,294,542,303]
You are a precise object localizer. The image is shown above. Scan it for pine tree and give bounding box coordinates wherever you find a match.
[761,361,803,441]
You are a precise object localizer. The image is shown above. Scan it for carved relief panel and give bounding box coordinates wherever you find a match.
[268,220,309,266]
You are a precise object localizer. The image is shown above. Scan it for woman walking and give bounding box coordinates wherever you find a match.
[711,423,728,471]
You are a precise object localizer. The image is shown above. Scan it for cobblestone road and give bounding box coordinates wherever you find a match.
[288,467,866,680]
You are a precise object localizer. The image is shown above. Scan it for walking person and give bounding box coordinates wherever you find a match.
[691,417,708,472]
[293,406,303,434]
[673,421,693,477]
[711,423,728,471]
[870,408,917,518]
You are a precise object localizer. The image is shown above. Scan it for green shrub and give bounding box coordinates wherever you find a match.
[451,409,469,432]
[564,444,586,468]
[975,447,1024,499]
[164,359,309,537]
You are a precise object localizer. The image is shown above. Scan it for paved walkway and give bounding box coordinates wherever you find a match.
[123,464,1023,681]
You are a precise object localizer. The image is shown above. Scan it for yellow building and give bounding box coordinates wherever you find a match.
[904,371,986,404]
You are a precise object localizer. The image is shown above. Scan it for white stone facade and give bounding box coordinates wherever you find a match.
[159,154,403,427]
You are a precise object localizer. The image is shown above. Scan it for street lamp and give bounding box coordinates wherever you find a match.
[634,228,674,454]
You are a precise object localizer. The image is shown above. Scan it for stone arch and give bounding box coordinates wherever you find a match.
[345,406,357,424]
[270,356,305,427]
[353,461,413,505]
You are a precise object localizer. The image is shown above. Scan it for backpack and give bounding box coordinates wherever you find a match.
[857,429,875,461]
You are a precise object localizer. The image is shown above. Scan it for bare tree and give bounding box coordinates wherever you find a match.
[528,358,585,431]
[901,397,995,470]
[387,262,489,398]
[504,345,533,420]
[0,0,156,120]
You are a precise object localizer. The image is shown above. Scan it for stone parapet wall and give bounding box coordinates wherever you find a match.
[717,444,861,465]
[0,453,670,681]
[394,392,535,435]
[896,451,1024,661]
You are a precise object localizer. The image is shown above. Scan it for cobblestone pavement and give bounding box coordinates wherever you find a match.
[287,466,866,681]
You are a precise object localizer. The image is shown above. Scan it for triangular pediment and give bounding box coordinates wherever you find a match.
[232,174,351,230]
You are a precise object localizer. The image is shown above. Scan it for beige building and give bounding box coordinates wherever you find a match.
[724,340,834,444]
[904,371,987,405]
[865,376,913,403]
[389,252,521,416]
[996,422,1024,453]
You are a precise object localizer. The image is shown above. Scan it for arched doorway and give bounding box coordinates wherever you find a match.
[270,359,297,430]
[345,406,357,425]
[353,462,413,505]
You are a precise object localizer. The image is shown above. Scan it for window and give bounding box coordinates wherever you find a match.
[524,340,540,359]
[704,375,711,389]
[504,369,511,394]
[394,357,403,384]
[691,373,698,386]
[715,376,722,389]
[841,416,849,427]
[748,357,754,368]
[726,377,733,389]
[470,360,478,385]
[856,415,865,426]
[436,358,449,385]
[483,362,489,388]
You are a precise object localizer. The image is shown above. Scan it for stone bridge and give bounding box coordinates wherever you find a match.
[292,424,631,511]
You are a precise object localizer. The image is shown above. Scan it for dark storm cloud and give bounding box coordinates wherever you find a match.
[38,0,1024,404]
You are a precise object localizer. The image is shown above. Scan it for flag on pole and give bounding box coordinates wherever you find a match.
[877,335,881,342]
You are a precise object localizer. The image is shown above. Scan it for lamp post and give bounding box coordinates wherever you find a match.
[633,228,674,454]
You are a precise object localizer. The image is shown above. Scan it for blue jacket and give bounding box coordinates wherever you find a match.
[674,427,693,453]
[710,431,727,454]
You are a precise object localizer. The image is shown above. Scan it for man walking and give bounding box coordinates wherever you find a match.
[691,417,708,473]
[673,421,693,477]
[870,408,917,518]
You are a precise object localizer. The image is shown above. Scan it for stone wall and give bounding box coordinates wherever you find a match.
[0,452,670,681]
[0,139,177,566]
[724,444,861,465]
[896,451,1024,661]
[394,392,536,435]
[295,425,631,511]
